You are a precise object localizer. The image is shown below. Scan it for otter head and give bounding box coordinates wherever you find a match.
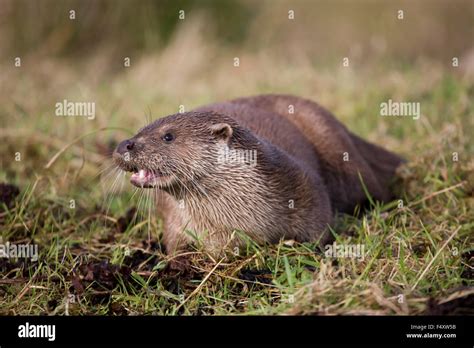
[113,112,235,191]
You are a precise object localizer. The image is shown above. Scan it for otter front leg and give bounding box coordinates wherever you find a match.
[197,229,248,259]
[155,192,197,272]
[155,191,191,255]
[156,192,245,258]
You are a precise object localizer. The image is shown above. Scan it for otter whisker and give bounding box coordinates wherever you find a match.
[102,168,125,227]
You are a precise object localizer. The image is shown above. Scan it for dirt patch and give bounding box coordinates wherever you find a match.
[239,268,273,284]
[47,299,58,312]
[0,257,38,278]
[122,248,160,272]
[0,183,20,209]
[157,254,205,295]
[71,260,131,304]
[116,207,137,232]
[108,301,128,315]
[412,243,428,257]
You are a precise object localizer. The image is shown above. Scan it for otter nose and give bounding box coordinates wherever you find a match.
[116,139,135,155]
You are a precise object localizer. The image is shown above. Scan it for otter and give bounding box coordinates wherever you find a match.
[113,94,404,255]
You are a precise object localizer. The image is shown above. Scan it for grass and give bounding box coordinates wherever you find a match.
[0,4,473,315]
[1,70,472,315]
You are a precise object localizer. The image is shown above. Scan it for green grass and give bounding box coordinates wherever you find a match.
[0,5,473,314]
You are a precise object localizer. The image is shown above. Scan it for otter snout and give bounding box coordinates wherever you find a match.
[112,135,176,188]
[113,138,137,172]
[115,139,135,155]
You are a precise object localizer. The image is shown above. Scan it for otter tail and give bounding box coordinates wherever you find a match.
[349,132,405,191]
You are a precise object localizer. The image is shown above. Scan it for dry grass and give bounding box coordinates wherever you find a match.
[0,1,473,315]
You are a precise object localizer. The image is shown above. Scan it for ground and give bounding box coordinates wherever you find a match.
[0,12,473,315]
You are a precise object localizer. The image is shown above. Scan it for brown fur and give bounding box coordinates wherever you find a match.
[113,94,404,255]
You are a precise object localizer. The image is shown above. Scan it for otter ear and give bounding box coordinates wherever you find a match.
[210,123,233,141]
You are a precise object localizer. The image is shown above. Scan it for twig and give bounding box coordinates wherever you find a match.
[409,181,466,207]
[176,259,223,311]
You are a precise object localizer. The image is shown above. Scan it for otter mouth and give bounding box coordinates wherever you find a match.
[112,152,174,188]
[128,168,171,188]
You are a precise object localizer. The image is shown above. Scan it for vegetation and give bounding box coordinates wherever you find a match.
[0,0,472,315]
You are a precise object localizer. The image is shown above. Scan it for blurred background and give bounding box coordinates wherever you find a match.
[0,0,473,317]
[0,0,473,190]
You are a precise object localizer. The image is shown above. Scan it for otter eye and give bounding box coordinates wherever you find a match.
[162,133,175,143]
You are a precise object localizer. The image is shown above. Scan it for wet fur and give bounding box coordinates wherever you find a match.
[114,94,404,255]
